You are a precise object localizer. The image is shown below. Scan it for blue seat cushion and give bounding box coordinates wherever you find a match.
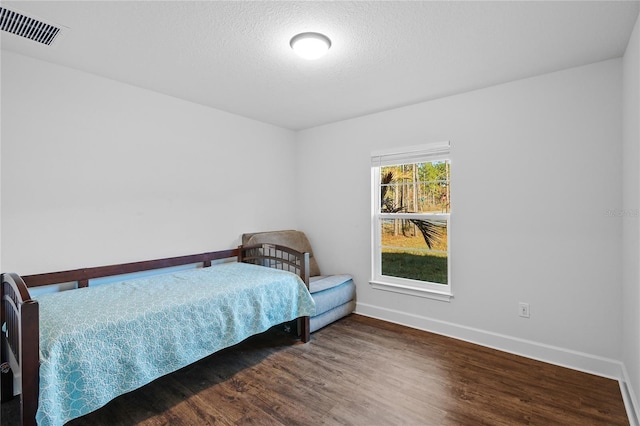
[310,279,355,315]
[310,300,356,332]
[309,274,353,293]
[297,274,356,333]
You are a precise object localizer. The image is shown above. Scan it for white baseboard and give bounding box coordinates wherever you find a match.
[355,302,637,423]
[621,364,640,426]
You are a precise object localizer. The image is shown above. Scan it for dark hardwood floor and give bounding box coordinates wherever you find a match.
[1,314,629,425]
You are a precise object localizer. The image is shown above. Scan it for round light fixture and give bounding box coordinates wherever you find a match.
[290,32,331,60]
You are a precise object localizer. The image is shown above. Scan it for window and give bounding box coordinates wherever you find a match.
[371,142,451,301]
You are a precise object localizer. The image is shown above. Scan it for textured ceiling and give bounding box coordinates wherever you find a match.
[1,1,639,130]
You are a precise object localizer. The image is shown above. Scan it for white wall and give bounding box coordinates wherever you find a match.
[297,59,624,377]
[1,31,635,418]
[623,11,640,424]
[1,51,298,274]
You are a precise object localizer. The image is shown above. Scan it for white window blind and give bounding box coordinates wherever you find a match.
[371,141,450,167]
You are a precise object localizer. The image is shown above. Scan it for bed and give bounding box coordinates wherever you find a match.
[1,244,315,426]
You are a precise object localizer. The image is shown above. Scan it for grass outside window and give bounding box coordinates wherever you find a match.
[380,220,448,285]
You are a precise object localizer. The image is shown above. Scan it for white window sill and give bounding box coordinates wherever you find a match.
[369,280,453,302]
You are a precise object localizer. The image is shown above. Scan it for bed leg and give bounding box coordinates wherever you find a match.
[1,289,14,403]
[21,300,39,426]
[1,346,14,402]
[300,316,310,343]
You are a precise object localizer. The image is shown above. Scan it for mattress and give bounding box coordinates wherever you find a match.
[34,262,315,426]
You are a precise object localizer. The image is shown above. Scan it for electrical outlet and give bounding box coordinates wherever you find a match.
[519,302,530,318]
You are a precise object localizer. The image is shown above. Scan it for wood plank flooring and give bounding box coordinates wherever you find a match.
[1,314,629,425]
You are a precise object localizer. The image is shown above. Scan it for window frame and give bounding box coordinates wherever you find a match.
[370,142,452,302]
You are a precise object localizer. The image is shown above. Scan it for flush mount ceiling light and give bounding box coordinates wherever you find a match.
[290,32,331,60]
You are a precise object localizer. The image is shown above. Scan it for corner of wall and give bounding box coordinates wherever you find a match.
[622,8,640,426]
[621,363,640,426]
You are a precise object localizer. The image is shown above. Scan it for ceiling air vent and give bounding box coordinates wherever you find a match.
[0,7,62,46]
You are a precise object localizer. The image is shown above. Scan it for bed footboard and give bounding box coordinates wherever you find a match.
[238,243,311,343]
[1,272,39,426]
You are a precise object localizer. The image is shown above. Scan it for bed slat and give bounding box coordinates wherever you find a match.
[239,243,311,342]
[1,273,39,425]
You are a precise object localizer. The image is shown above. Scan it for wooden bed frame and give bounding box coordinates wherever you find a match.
[1,243,310,426]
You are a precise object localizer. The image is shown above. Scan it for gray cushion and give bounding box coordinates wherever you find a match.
[310,300,356,333]
[309,275,353,293]
[311,280,356,315]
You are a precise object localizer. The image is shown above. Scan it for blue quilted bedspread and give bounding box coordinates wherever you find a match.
[33,262,315,426]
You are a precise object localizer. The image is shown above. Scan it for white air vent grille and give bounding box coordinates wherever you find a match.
[0,7,61,46]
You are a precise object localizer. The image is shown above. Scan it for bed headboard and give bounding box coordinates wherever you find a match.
[242,230,320,277]
[238,243,310,289]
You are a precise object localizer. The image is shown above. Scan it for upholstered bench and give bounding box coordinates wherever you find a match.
[242,230,355,333]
